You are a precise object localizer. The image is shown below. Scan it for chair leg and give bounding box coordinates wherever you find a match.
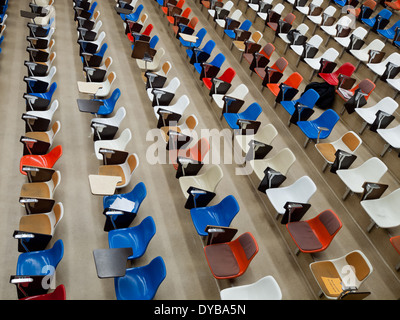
[322,161,329,172]
[395,260,400,272]
[359,121,368,135]
[380,143,391,157]
[303,137,310,148]
[342,188,351,200]
[295,248,301,256]
[367,220,376,233]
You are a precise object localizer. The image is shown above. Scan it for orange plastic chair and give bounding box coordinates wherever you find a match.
[267,72,303,97]
[169,137,210,169]
[286,209,342,255]
[201,0,223,10]
[204,232,259,279]
[203,67,236,90]
[348,0,376,17]
[319,62,356,86]
[20,145,62,175]
[390,236,400,270]
[20,284,66,300]
[167,7,191,24]
[162,0,185,15]
[385,0,400,11]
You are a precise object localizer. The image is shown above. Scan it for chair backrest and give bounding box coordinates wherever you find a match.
[223,1,234,10]
[334,62,355,77]
[176,0,185,8]
[229,83,249,100]
[46,145,63,166]
[241,102,262,120]
[324,5,337,17]
[373,97,399,115]
[284,13,296,25]
[181,7,191,18]
[261,43,275,59]
[284,72,303,89]
[344,251,373,284]
[271,148,296,175]
[97,43,108,57]
[230,232,259,273]
[184,114,198,130]
[49,121,61,141]
[161,61,172,77]
[202,40,216,54]
[308,34,323,48]
[142,24,153,36]
[297,23,309,35]
[251,31,263,44]
[210,53,226,68]
[188,17,198,29]
[230,9,242,21]
[219,67,236,83]
[340,131,362,152]
[299,88,320,107]
[320,48,339,61]
[316,109,340,128]
[313,210,342,244]
[240,19,252,31]
[377,8,392,20]
[191,137,210,162]
[127,153,139,174]
[273,3,285,14]
[164,77,180,93]
[271,57,288,73]
[107,88,121,105]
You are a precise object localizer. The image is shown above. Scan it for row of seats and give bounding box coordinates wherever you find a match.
[200,0,400,296]
[9,0,67,300]
[74,0,168,300]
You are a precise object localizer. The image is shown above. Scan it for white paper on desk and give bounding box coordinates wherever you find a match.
[109,197,136,212]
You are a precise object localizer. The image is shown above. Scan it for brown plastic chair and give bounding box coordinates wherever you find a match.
[98,153,139,188]
[20,170,61,199]
[204,232,259,279]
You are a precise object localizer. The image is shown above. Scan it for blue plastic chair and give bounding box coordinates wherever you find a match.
[361,8,392,31]
[297,109,340,147]
[224,20,252,40]
[281,89,320,117]
[108,216,156,259]
[120,4,143,22]
[180,27,207,48]
[131,35,159,51]
[377,19,400,40]
[186,39,216,61]
[16,239,64,276]
[103,182,147,229]
[190,195,240,236]
[194,52,226,75]
[26,82,57,106]
[224,102,263,130]
[79,1,97,20]
[93,88,121,115]
[81,43,108,66]
[114,256,166,300]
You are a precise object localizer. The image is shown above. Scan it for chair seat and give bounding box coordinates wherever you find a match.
[266,83,281,96]
[232,40,246,51]
[254,67,266,79]
[377,28,395,40]
[309,260,341,298]
[19,214,52,235]
[319,73,340,86]
[224,29,236,39]
[98,166,126,187]
[297,121,332,139]
[267,22,278,31]
[287,221,323,251]
[204,243,240,278]
[315,143,337,163]
[24,131,50,144]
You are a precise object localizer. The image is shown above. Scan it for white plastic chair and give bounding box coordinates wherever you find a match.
[336,157,388,200]
[209,0,233,20]
[216,9,242,28]
[153,95,190,119]
[248,0,274,14]
[24,99,59,123]
[146,77,180,102]
[178,164,224,199]
[136,47,166,71]
[367,52,400,82]
[90,107,126,140]
[297,0,323,16]
[249,148,296,181]
[377,124,400,156]
[290,34,323,66]
[307,5,336,27]
[265,175,317,218]
[334,27,368,51]
[220,276,282,300]
[94,128,132,160]
[160,114,199,143]
[212,84,249,110]
[304,48,339,81]
[315,131,362,172]
[321,15,353,41]
[361,188,400,232]
[279,23,309,45]
[257,3,284,22]
[349,39,385,69]
[355,97,398,134]
[235,123,278,155]
[25,66,56,89]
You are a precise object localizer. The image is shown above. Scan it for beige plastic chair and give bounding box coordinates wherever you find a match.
[18,202,64,237]
[98,153,139,189]
[232,31,263,52]
[153,95,190,119]
[160,114,198,143]
[315,131,362,172]
[235,124,278,156]
[25,120,61,146]
[78,72,116,98]
[249,148,296,181]
[336,157,388,200]
[20,170,61,199]
[31,5,56,27]
[136,48,166,71]
[309,250,373,300]
[179,164,223,199]
[94,128,132,160]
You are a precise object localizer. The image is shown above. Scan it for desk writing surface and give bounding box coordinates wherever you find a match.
[93,248,133,279]
[179,33,198,43]
[77,81,103,94]
[77,99,103,113]
[88,174,121,195]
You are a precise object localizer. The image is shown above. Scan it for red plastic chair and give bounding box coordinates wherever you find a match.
[162,0,185,15]
[319,62,356,86]
[204,232,259,279]
[267,72,303,97]
[385,0,400,11]
[127,24,153,42]
[286,209,342,255]
[390,236,400,270]
[169,137,210,169]
[167,7,191,24]
[348,0,376,18]
[202,67,236,90]
[20,145,62,175]
[20,284,66,300]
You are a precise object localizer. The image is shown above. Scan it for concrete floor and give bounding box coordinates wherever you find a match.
[1,0,400,300]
